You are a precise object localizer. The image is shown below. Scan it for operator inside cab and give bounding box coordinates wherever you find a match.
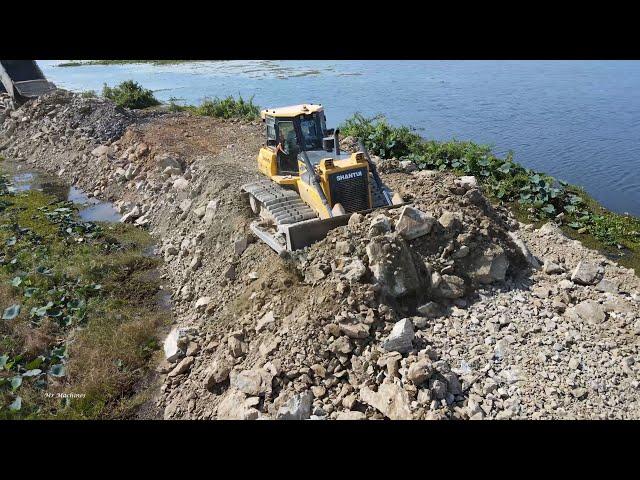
[275,121,299,173]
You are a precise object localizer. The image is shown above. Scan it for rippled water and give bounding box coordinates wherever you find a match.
[38,60,640,215]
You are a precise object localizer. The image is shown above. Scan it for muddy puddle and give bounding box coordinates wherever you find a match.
[4,161,121,222]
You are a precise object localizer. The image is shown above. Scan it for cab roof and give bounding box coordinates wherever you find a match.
[260,104,324,120]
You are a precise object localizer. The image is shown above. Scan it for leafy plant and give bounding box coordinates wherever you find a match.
[102,81,160,109]
[169,94,260,120]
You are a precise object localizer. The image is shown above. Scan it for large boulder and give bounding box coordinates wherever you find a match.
[463,244,509,284]
[230,368,273,396]
[432,274,465,299]
[395,206,436,240]
[360,383,413,420]
[381,318,415,354]
[571,261,603,285]
[366,234,421,298]
[216,388,260,420]
[568,300,607,324]
[276,391,314,420]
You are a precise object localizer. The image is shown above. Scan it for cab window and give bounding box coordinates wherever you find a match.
[277,121,297,154]
[299,114,322,150]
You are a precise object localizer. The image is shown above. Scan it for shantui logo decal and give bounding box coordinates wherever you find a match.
[335,170,363,182]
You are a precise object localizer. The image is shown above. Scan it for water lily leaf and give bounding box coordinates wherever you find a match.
[0,355,7,370]
[49,364,66,377]
[10,376,22,390]
[22,369,42,377]
[541,204,556,215]
[35,266,53,276]
[568,222,583,229]
[24,287,39,298]
[9,396,22,411]
[10,277,22,287]
[2,304,21,320]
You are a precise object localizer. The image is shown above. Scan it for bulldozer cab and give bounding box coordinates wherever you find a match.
[262,104,332,175]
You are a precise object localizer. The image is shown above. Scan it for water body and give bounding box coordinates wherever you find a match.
[38,60,640,216]
[4,161,121,222]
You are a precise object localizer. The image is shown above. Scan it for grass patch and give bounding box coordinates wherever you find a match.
[168,94,260,120]
[340,113,640,274]
[58,60,196,68]
[80,90,97,99]
[102,80,160,110]
[0,173,168,419]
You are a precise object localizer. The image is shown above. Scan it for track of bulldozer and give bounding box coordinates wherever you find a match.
[241,180,317,225]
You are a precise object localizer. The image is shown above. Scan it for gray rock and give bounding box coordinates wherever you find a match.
[204,357,233,389]
[277,391,314,420]
[543,259,565,275]
[329,336,353,354]
[360,383,412,420]
[465,245,509,284]
[571,261,603,285]
[508,231,540,268]
[382,318,415,354]
[434,274,465,299]
[336,411,366,420]
[256,311,276,333]
[167,356,194,377]
[163,327,189,362]
[438,211,463,233]
[417,301,442,318]
[369,214,392,236]
[595,278,619,293]
[339,321,370,339]
[367,234,421,298]
[407,358,433,385]
[395,206,436,240]
[216,388,260,420]
[570,300,607,324]
[231,369,272,396]
[343,259,367,283]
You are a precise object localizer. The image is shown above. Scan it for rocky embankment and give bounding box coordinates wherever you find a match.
[1,90,639,420]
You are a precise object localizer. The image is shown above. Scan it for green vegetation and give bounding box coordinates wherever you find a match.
[102,81,160,110]
[0,173,168,418]
[340,113,640,273]
[168,95,260,120]
[80,90,97,99]
[59,60,196,68]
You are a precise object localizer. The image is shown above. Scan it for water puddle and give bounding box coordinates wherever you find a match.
[3,161,121,222]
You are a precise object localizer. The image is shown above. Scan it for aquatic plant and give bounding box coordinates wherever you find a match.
[340,114,640,271]
[102,80,160,110]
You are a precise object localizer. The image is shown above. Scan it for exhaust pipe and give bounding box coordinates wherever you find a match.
[334,128,340,156]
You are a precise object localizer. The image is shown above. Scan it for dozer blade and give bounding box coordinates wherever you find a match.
[251,202,407,254]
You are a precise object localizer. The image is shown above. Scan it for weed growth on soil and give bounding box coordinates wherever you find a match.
[0,173,168,418]
[168,95,260,120]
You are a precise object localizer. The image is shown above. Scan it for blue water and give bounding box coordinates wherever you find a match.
[38,60,640,216]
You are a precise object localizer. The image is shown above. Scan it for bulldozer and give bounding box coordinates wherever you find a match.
[241,104,402,253]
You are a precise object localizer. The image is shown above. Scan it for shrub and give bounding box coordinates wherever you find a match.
[340,113,421,159]
[167,94,260,120]
[102,81,160,109]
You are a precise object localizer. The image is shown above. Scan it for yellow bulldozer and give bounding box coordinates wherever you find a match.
[241,104,402,253]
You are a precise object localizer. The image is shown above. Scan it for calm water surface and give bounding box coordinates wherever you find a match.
[38,60,640,216]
